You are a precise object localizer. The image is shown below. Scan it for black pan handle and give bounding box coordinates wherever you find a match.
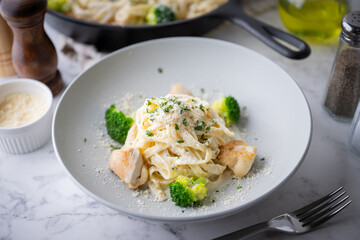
[211,1,311,59]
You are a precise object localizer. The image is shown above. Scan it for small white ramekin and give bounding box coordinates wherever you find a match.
[0,78,53,154]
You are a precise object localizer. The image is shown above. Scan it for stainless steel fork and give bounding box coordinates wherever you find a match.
[214,187,352,240]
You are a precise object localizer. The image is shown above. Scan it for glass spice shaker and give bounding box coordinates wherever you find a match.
[323,11,360,121]
[348,100,360,157]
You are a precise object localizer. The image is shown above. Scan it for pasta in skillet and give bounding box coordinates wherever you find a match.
[49,0,228,25]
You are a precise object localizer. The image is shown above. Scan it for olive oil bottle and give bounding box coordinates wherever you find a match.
[278,0,348,42]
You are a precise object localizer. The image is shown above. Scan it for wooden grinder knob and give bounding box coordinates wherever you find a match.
[0,0,63,96]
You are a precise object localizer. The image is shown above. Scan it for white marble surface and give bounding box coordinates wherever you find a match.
[1,7,360,240]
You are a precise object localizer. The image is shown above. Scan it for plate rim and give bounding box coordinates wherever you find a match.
[52,36,313,222]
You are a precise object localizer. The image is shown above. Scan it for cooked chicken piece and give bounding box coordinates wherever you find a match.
[169,83,193,96]
[109,148,148,189]
[218,140,257,178]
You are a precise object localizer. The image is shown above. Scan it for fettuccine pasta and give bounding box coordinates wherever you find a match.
[123,94,234,199]
[60,0,228,25]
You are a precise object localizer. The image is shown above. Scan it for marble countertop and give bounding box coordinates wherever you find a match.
[1,7,360,240]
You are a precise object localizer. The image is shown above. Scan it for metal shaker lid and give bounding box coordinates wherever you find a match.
[341,11,360,46]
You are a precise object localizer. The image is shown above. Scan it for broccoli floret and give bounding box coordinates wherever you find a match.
[146,4,176,25]
[48,0,71,13]
[212,96,240,126]
[105,104,134,145]
[169,175,208,207]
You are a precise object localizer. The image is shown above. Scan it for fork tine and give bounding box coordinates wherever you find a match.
[293,187,343,216]
[306,199,352,229]
[301,195,350,226]
[298,190,346,220]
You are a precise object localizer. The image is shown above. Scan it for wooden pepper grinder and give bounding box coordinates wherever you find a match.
[0,0,63,96]
[0,13,16,77]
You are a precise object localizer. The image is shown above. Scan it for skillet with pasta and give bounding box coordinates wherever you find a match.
[48,0,228,25]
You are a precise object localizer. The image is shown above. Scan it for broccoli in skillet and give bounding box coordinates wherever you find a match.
[212,96,241,126]
[169,175,208,207]
[146,4,177,25]
[47,0,71,13]
[105,104,134,145]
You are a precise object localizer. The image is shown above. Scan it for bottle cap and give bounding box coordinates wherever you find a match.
[341,11,360,47]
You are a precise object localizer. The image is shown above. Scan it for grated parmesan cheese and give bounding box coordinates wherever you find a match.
[0,92,48,128]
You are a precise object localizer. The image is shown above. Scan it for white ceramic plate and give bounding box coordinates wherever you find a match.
[53,37,312,222]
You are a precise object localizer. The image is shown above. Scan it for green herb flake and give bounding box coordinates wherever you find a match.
[182,210,185,213]
[194,125,203,131]
[185,149,189,152]
[183,118,188,126]
[146,130,154,137]
[110,144,121,150]
[177,140,184,143]
[215,151,219,155]
[175,124,179,130]
[83,138,87,143]
[150,118,155,121]
[147,100,152,106]
[215,190,219,192]
[180,106,191,114]
[212,199,215,203]
[206,126,211,131]
[201,88,205,94]
[260,157,265,161]
[237,186,243,189]
[177,155,181,159]
[199,134,208,143]
[158,67,163,73]
[199,104,205,112]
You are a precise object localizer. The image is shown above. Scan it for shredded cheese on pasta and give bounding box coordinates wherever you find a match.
[123,94,234,200]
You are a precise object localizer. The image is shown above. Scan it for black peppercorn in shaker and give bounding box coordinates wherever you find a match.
[323,11,360,121]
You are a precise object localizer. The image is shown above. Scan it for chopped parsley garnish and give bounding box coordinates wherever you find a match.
[185,149,189,152]
[177,140,184,143]
[199,104,205,112]
[146,130,154,137]
[212,121,217,126]
[194,125,203,131]
[150,118,155,121]
[212,199,215,203]
[158,67,163,73]
[201,88,205,94]
[147,100,152,106]
[199,134,208,143]
[260,157,265,161]
[177,155,181,159]
[175,124,179,130]
[110,144,121,150]
[237,186,243,189]
[206,126,211,131]
[183,118,187,126]
[215,151,219,155]
[180,106,191,114]
[182,210,185,213]
[215,190,219,192]
[83,138,87,143]
[164,105,173,113]
[160,101,168,107]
